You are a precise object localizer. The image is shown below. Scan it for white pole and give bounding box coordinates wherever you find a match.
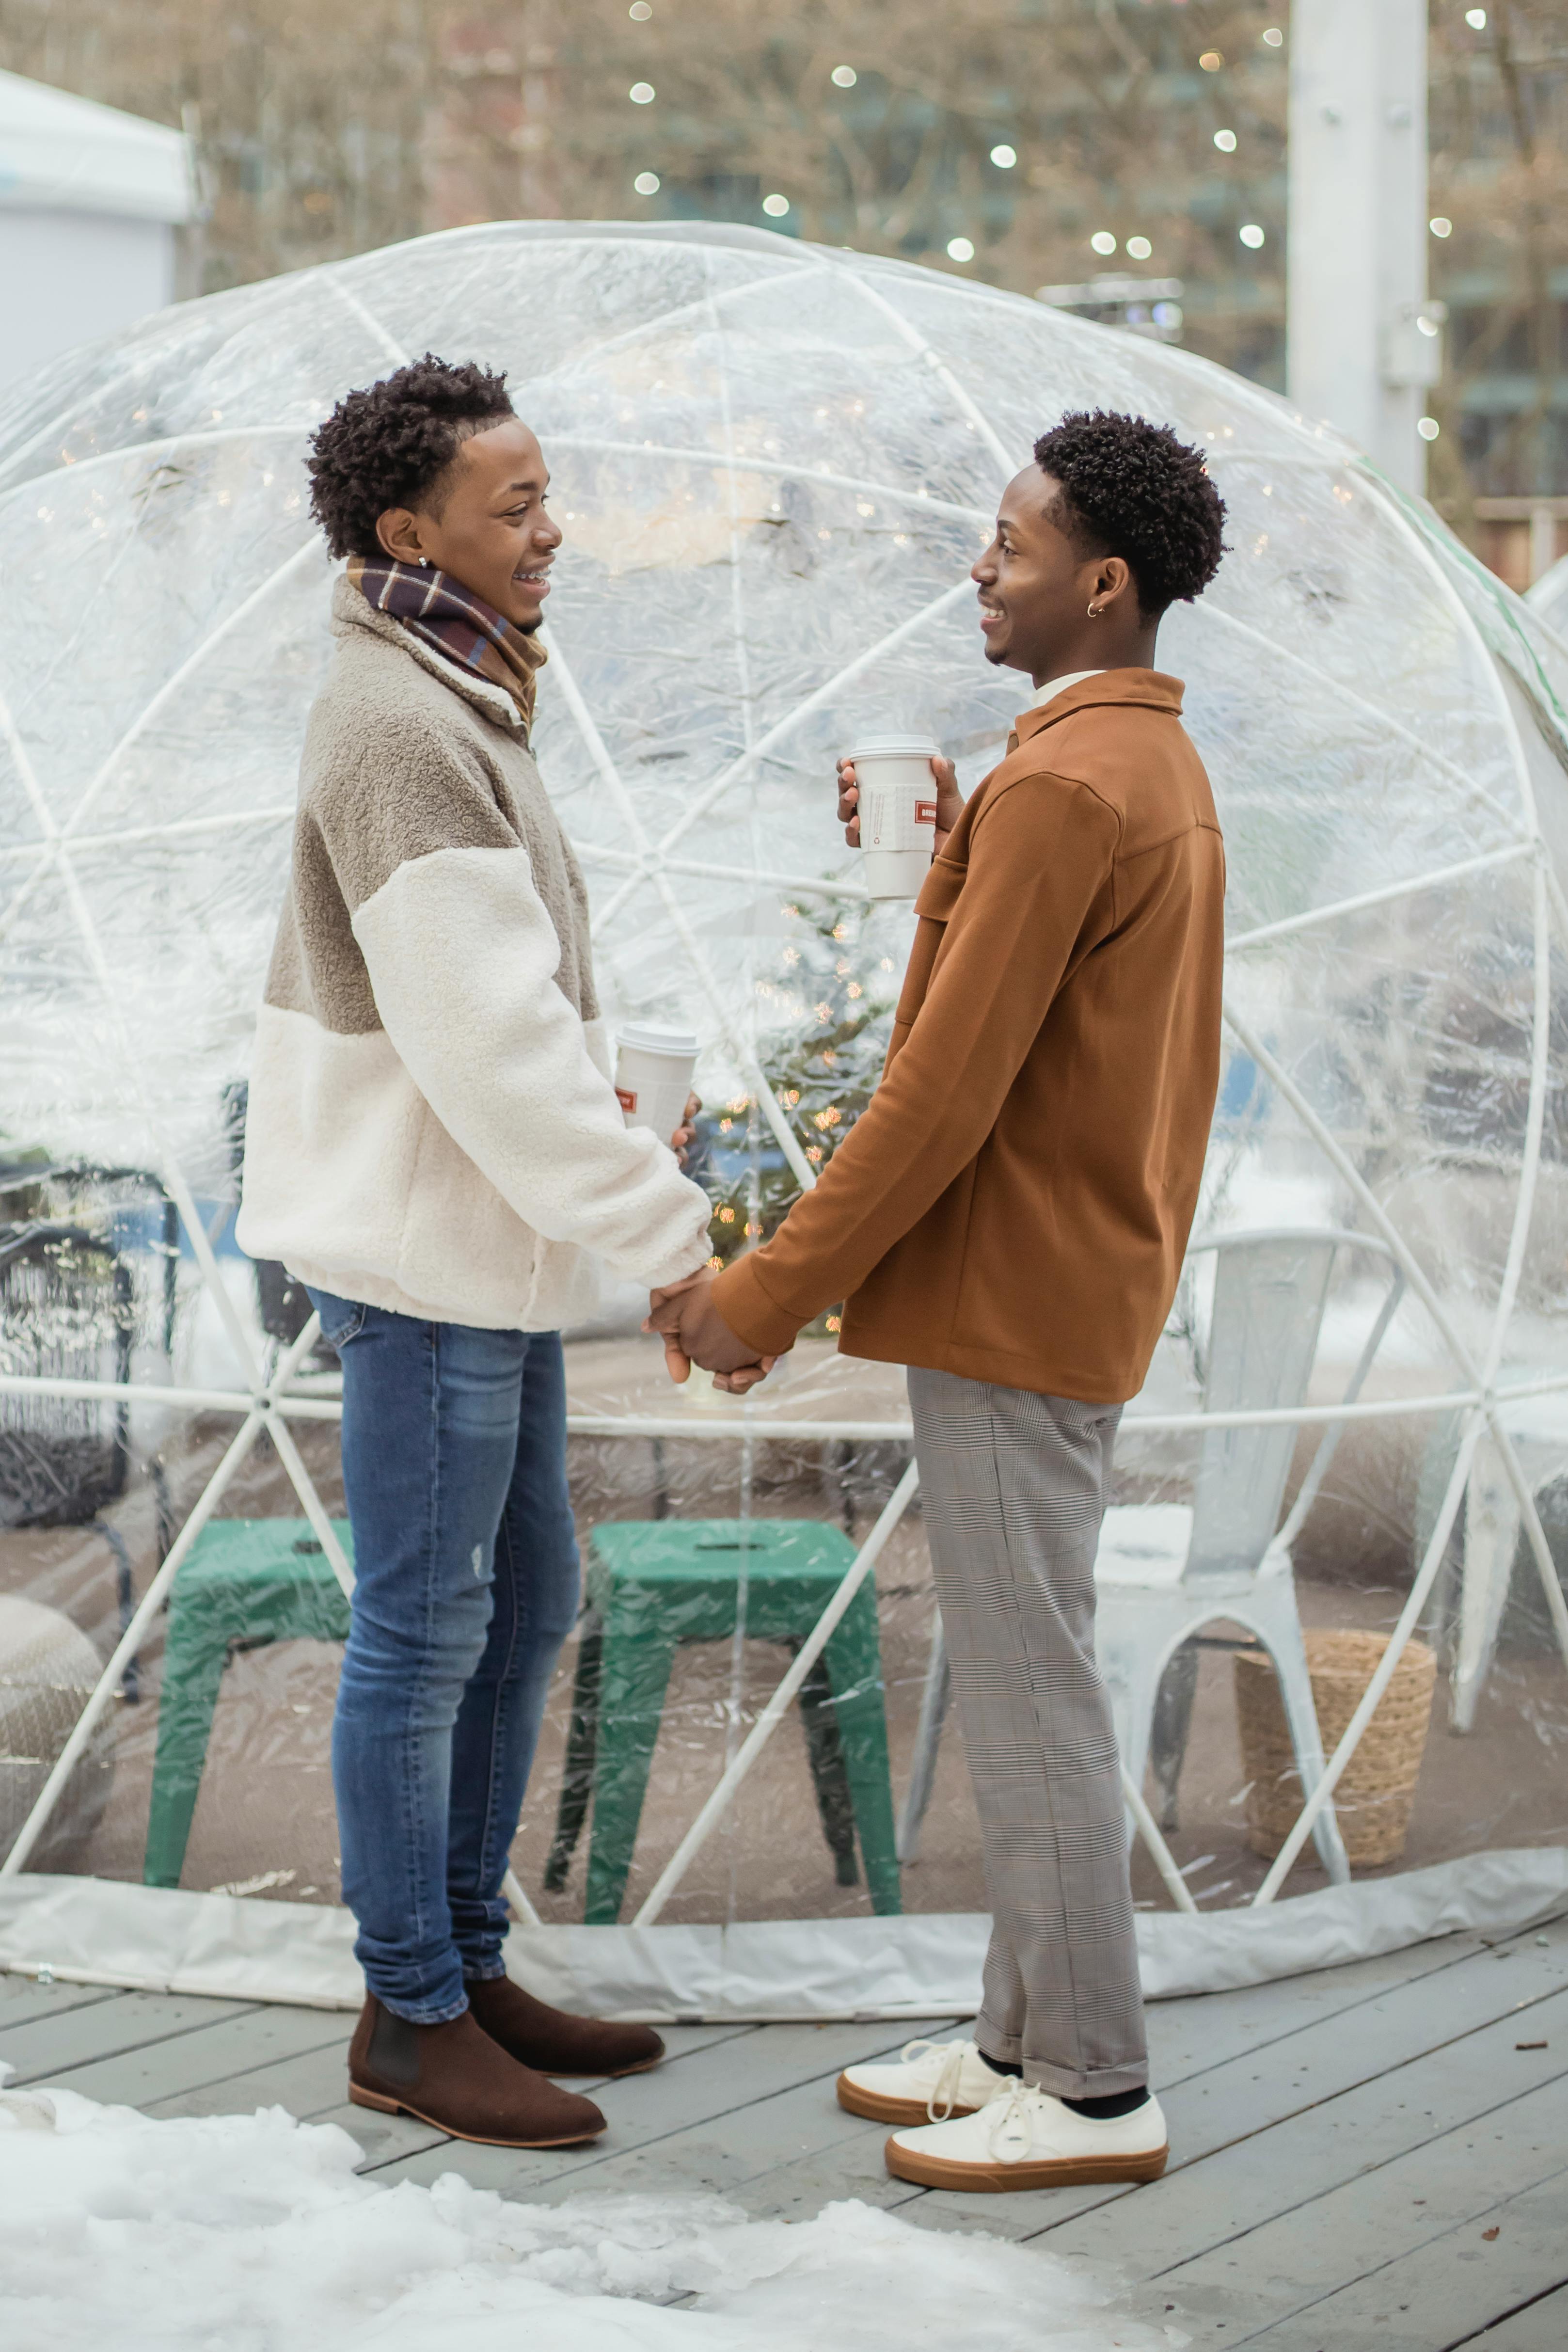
[1253,1413,1482,1902]
[1288,0,1434,491]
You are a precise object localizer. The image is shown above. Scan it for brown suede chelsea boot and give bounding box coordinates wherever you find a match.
[465,1972,665,2079]
[348,1995,606,2147]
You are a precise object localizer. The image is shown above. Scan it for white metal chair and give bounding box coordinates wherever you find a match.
[898,1229,1405,1890]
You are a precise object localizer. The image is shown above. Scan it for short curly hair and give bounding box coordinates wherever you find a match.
[306,354,516,559]
[1031,410,1226,617]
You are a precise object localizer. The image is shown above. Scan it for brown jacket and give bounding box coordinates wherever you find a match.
[712,669,1225,1402]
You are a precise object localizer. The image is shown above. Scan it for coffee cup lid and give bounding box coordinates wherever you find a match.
[843,733,942,761]
[618,1022,699,1058]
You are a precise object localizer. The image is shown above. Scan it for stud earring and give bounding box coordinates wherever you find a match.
[419,556,431,569]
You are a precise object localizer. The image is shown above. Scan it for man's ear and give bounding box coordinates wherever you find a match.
[1093,554,1136,610]
[376,507,425,564]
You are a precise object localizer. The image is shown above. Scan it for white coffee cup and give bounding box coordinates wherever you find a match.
[844,734,943,898]
[615,1022,699,1144]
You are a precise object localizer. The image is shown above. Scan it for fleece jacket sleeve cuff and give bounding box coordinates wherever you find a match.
[711,1252,811,1358]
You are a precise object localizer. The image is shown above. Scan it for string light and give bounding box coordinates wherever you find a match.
[1199,51,1223,71]
[1239,223,1266,249]
[1214,128,1238,153]
[1126,235,1153,260]
[990,143,1017,168]
[1418,417,1441,442]
[947,236,975,262]
[1091,230,1117,255]
[629,81,655,103]
[634,172,660,195]
[1262,26,1283,45]
[763,193,790,217]
[831,64,857,87]
[1429,215,1453,238]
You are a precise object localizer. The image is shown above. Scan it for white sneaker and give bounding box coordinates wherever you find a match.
[836,2036,1012,2126]
[885,2080,1169,2192]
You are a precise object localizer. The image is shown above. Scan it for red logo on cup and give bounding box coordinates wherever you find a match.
[616,1086,637,1113]
[915,800,938,825]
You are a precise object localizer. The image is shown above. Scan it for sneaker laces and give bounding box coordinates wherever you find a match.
[896,2036,981,2122]
[983,2080,1050,2162]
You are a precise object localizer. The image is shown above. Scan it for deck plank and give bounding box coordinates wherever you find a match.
[1224,2169,1568,2352]
[0,1990,253,2085]
[1143,1921,1556,2087]
[1149,2074,1568,2345]
[1033,1988,1568,2279]
[0,1974,121,2032]
[50,2002,357,2108]
[1447,2279,1568,2352]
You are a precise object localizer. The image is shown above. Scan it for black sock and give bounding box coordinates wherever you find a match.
[982,2054,1023,2077]
[1061,2086,1151,2119]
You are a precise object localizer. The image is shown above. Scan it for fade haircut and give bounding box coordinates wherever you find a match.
[306,354,516,559]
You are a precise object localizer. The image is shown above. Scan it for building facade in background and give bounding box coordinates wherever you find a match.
[0,0,1562,580]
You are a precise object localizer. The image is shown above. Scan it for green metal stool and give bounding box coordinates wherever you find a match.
[544,1518,901,1923]
[143,1517,352,1888]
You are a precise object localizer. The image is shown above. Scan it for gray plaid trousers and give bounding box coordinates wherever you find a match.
[907,1366,1147,2098]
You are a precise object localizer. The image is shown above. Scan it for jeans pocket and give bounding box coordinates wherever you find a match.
[305,1286,368,1350]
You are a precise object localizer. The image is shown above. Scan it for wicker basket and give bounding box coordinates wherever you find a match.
[1234,1630,1437,1869]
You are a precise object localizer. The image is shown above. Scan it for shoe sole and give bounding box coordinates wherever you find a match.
[884,2137,1169,2192]
[548,2050,665,2082]
[348,2082,605,2148]
[836,2073,981,2127]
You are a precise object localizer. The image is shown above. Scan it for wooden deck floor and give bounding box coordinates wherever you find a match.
[3,1909,1566,2350]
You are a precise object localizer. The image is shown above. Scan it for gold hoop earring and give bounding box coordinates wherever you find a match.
[1087,603,1101,618]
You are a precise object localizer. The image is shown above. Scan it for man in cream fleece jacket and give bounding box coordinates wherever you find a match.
[238,356,712,2150]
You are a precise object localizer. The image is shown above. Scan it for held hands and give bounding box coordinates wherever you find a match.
[644,1268,778,1394]
[837,750,963,859]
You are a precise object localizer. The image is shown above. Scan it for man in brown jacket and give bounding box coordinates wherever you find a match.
[650,410,1227,2193]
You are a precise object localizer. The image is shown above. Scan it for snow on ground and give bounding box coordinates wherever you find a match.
[0,2079,1172,2352]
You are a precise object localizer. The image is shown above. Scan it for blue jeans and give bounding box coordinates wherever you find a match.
[308,1289,580,2023]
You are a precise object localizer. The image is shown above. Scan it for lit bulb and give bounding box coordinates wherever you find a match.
[990,143,1017,169]
[1262,26,1283,46]
[1091,230,1118,256]
[1199,50,1223,71]
[1239,222,1266,249]
[634,171,660,195]
[1214,127,1238,153]
[1417,417,1441,442]
[1429,215,1453,238]
[762,192,790,218]
[947,236,975,262]
[629,81,655,103]
[1126,235,1153,260]
[831,64,857,87]
[1465,8,1486,26]
[629,1,652,16]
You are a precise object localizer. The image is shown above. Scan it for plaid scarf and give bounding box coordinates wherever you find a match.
[347,556,547,731]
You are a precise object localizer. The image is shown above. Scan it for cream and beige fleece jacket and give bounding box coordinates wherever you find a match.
[236,577,713,1330]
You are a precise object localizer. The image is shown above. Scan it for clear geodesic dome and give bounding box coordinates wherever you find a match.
[1,220,1566,2014]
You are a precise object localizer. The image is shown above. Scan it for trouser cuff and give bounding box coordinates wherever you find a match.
[976,2015,1148,2101]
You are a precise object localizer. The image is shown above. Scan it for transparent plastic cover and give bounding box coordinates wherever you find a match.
[1,222,1565,1987]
